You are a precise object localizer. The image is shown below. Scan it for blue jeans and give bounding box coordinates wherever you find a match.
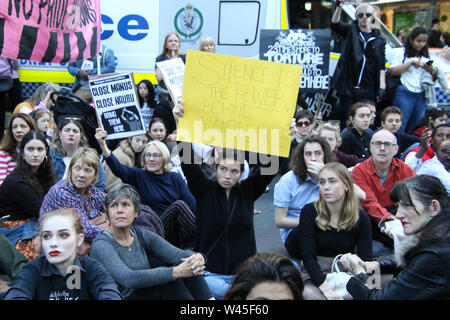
[393,84,426,132]
[202,271,235,300]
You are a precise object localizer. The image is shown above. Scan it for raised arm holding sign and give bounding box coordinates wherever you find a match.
[178,50,302,158]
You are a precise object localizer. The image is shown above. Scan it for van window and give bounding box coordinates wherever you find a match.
[218,1,260,46]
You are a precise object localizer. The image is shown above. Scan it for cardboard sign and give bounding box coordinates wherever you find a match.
[0,0,101,63]
[260,29,331,93]
[178,50,302,158]
[156,57,185,103]
[90,73,146,140]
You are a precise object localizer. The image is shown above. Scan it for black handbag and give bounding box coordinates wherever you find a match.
[383,52,406,104]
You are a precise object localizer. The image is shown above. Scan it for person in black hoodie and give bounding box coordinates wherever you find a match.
[331,1,386,129]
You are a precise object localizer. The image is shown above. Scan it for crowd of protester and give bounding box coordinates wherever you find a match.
[0,0,449,301]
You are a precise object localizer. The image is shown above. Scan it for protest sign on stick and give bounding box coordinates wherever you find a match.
[0,0,101,63]
[178,50,302,158]
[156,57,185,103]
[90,73,146,140]
[260,29,331,93]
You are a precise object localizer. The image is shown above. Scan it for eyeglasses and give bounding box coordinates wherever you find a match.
[144,153,162,159]
[371,141,396,149]
[438,148,450,156]
[357,12,373,19]
[296,121,311,127]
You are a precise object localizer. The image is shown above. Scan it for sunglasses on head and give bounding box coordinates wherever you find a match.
[357,12,373,19]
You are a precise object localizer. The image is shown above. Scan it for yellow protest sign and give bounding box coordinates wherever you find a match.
[178,50,302,157]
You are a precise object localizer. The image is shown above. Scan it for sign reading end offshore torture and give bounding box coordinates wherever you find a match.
[260,29,331,93]
[90,73,146,140]
[179,50,302,158]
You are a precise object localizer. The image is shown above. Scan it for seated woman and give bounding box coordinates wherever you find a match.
[224,253,304,300]
[297,162,372,300]
[40,147,106,245]
[148,117,185,181]
[338,101,373,160]
[0,131,55,260]
[5,208,122,300]
[96,129,196,248]
[50,117,106,191]
[341,175,450,300]
[90,183,212,300]
[103,133,149,192]
[0,113,36,185]
[316,122,363,168]
[172,103,281,300]
[274,135,333,259]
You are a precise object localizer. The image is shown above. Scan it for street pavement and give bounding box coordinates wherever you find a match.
[253,174,290,257]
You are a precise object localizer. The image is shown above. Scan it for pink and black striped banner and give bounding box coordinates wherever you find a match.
[0,0,101,63]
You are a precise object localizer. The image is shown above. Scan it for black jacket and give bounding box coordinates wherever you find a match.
[347,211,450,299]
[331,21,386,97]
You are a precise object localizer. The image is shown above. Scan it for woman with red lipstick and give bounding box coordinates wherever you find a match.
[0,113,36,185]
[295,162,372,300]
[0,131,55,260]
[4,208,122,300]
[341,175,450,299]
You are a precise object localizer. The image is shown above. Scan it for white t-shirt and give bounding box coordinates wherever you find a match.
[389,48,430,93]
[62,157,72,180]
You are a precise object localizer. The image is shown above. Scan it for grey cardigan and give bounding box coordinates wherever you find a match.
[90,228,194,297]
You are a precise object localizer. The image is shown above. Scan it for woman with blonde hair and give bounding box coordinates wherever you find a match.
[96,128,196,248]
[199,36,216,53]
[50,117,106,191]
[40,147,106,244]
[13,81,60,115]
[296,162,372,299]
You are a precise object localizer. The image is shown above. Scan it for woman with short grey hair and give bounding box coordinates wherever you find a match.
[90,183,212,300]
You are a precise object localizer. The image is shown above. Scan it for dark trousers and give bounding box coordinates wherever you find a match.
[0,233,28,280]
[160,200,197,248]
[126,276,212,300]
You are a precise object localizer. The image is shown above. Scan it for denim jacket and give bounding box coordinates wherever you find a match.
[50,148,106,192]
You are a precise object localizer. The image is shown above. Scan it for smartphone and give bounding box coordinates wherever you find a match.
[378,216,387,228]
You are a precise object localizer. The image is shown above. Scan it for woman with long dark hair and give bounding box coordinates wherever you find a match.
[341,175,450,299]
[389,27,437,132]
[137,79,157,130]
[0,131,55,260]
[0,113,36,185]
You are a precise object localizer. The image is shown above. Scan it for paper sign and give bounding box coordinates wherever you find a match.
[90,73,146,140]
[178,50,302,157]
[260,29,331,93]
[0,0,101,63]
[156,57,185,103]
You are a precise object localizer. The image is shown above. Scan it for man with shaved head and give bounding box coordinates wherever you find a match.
[352,129,416,256]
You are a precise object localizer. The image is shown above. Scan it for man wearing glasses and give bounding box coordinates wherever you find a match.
[330,0,386,130]
[352,129,415,257]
